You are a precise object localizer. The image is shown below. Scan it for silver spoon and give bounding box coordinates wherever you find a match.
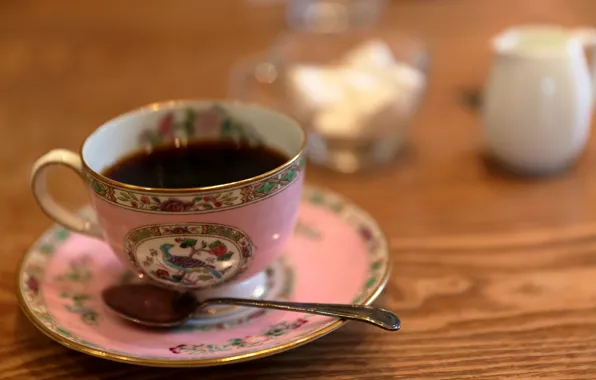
[101,283,400,331]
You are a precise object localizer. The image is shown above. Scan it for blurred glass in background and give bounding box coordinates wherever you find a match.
[230,0,428,173]
[229,28,429,173]
[285,0,388,33]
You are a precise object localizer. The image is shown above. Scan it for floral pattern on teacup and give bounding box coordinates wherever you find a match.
[139,105,264,147]
[124,223,254,289]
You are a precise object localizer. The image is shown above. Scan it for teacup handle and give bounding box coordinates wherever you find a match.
[31,149,103,238]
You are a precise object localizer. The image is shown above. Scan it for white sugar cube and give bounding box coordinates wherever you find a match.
[313,102,361,138]
[313,69,400,139]
[284,65,345,120]
[341,39,397,69]
[377,64,425,117]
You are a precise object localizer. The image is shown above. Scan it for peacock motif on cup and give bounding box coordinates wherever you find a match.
[124,223,254,289]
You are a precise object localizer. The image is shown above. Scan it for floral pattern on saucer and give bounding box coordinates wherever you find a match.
[53,254,98,325]
[170,318,309,355]
[18,185,389,366]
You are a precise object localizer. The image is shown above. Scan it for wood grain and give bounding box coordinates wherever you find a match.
[3,0,596,378]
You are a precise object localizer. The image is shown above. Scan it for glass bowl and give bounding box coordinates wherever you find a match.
[228,29,430,173]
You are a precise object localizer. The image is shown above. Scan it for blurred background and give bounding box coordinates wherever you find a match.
[3,0,596,233]
[5,0,596,228]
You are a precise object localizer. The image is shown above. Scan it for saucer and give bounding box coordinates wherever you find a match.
[18,185,389,367]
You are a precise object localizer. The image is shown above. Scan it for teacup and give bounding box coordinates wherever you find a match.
[31,100,306,299]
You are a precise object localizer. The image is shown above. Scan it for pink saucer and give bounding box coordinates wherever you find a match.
[18,185,389,367]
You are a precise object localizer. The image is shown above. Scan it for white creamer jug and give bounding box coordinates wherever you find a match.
[483,25,596,174]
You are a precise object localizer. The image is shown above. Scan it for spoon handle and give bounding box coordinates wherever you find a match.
[202,298,401,331]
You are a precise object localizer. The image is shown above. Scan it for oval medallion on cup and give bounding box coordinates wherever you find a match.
[124,223,254,289]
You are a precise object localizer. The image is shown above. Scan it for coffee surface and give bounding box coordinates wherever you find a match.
[102,140,288,188]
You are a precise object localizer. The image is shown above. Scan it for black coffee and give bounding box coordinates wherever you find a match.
[102,140,288,188]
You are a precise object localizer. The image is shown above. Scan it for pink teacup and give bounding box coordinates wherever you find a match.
[31,100,305,300]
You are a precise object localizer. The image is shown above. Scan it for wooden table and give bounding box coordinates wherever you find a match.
[3,0,596,378]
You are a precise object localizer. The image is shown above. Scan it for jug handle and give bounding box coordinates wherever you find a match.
[573,27,596,100]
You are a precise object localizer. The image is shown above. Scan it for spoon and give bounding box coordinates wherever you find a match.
[101,283,401,331]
